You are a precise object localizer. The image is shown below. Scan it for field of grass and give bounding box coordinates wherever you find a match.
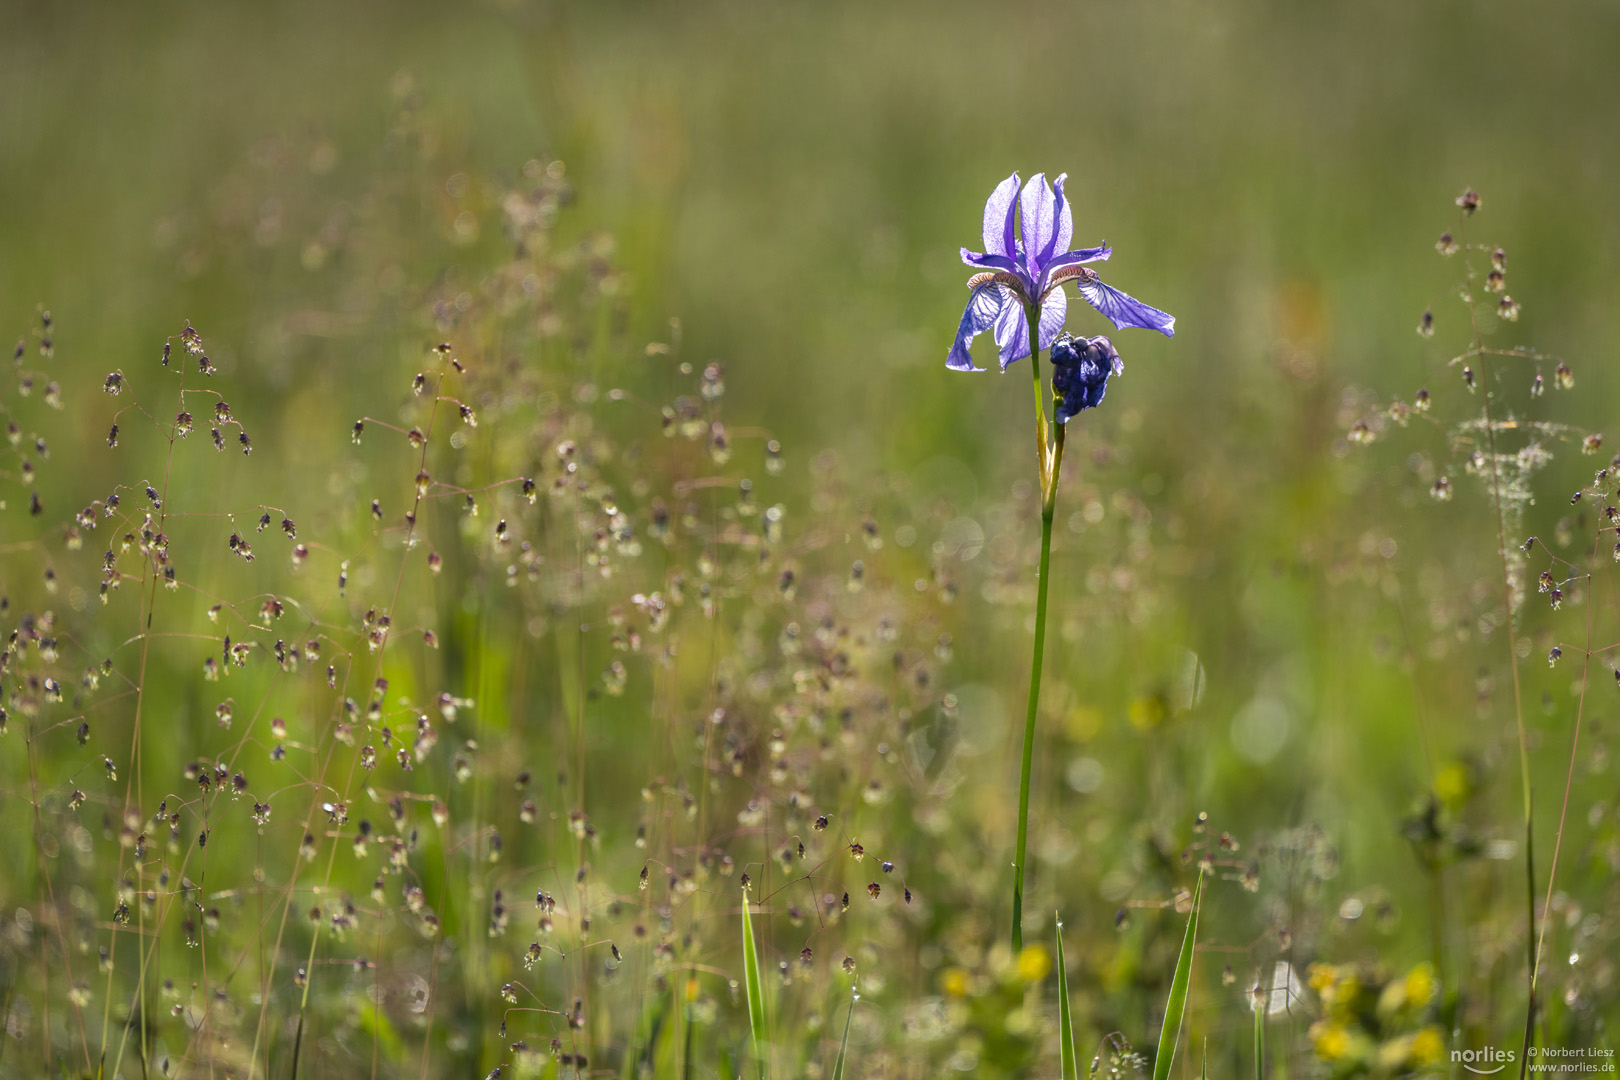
[0,2,1616,1077]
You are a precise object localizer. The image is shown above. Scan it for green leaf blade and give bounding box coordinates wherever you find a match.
[741,887,768,1080]
[1152,869,1204,1080]
[1254,983,1265,1080]
[1057,917,1078,1080]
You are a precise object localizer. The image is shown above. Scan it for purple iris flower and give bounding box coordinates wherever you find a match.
[1050,334,1122,423]
[946,172,1174,372]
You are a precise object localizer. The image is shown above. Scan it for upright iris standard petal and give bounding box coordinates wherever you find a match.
[1076,276,1176,337]
[946,282,1011,371]
[1050,174,1072,264]
[982,173,1022,260]
[1019,174,1061,279]
[991,286,1067,370]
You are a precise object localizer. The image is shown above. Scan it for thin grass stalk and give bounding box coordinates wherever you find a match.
[830,988,856,1080]
[1461,228,1538,1076]
[1525,549,1598,1070]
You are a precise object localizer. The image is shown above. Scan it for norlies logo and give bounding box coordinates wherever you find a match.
[1454,1047,1518,1075]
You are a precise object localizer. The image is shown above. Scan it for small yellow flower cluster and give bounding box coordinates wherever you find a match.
[937,942,1049,1000]
[1306,963,1444,1076]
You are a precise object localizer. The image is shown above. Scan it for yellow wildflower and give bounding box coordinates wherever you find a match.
[1310,1020,1351,1062]
[1404,963,1437,1007]
[1017,944,1051,982]
[1410,1026,1445,1066]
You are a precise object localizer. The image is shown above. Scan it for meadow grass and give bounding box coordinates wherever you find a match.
[0,69,1615,1080]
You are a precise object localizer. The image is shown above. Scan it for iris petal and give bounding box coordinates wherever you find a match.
[982,173,1021,260]
[1052,173,1073,258]
[959,248,1021,275]
[1040,244,1112,288]
[993,287,1069,370]
[946,282,1011,371]
[1076,277,1176,337]
[1019,174,1059,279]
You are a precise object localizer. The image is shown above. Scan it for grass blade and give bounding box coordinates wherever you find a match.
[1201,1037,1209,1080]
[1057,917,1077,1080]
[831,988,856,1080]
[1254,984,1265,1080]
[1152,868,1204,1080]
[741,886,768,1080]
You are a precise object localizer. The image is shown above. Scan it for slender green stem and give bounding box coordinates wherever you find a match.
[1012,506,1054,953]
[1030,330,1050,492]
[1012,301,1064,952]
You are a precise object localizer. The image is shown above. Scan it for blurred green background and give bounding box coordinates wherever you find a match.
[2,0,1618,1073]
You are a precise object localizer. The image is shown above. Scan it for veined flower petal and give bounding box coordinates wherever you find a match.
[982,173,1021,260]
[1019,173,1061,280]
[1051,173,1072,258]
[1040,244,1112,289]
[959,247,1023,278]
[1076,276,1176,337]
[946,282,1012,371]
[993,287,1068,370]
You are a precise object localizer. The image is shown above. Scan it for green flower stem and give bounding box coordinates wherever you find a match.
[1012,301,1065,953]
